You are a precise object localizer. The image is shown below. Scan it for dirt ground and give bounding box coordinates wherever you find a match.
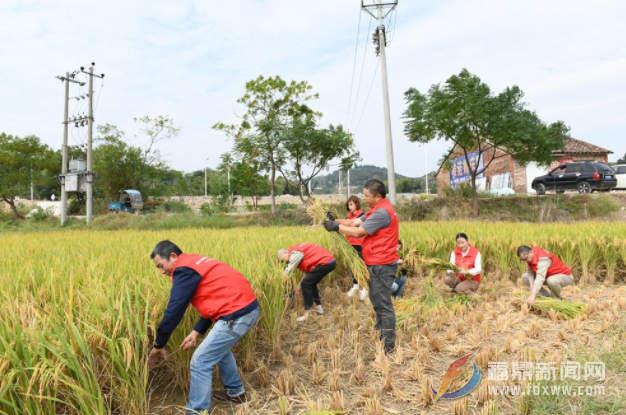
[150,276,626,415]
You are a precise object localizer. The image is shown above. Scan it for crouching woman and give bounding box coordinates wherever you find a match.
[445,233,482,295]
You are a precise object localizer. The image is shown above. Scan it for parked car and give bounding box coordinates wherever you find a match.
[613,164,626,190]
[531,162,617,195]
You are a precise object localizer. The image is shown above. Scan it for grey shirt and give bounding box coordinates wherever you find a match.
[284,251,305,275]
[361,209,391,235]
[527,258,552,294]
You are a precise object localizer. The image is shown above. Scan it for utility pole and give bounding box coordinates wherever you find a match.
[205,158,209,197]
[79,63,105,224]
[362,0,398,204]
[227,166,231,197]
[338,170,343,195]
[86,66,94,223]
[424,145,429,195]
[30,160,34,201]
[56,72,72,226]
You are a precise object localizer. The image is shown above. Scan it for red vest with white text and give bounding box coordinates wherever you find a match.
[529,247,572,278]
[346,209,365,246]
[361,198,400,266]
[288,243,335,274]
[173,254,257,322]
[454,245,481,283]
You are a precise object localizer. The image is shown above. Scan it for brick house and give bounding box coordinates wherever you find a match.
[436,138,613,196]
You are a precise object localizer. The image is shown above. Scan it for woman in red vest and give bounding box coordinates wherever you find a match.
[344,195,368,300]
[445,233,482,295]
[278,243,336,322]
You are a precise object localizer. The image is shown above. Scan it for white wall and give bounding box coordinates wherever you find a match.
[525,162,549,194]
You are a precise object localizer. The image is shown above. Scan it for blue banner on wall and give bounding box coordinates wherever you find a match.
[449,152,485,188]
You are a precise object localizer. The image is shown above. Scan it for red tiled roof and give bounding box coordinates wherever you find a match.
[556,138,612,155]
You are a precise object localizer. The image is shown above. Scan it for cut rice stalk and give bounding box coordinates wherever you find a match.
[307,199,370,287]
[513,292,585,319]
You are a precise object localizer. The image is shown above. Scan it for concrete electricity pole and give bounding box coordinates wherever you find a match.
[424,146,430,194]
[362,0,398,204]
[86,66,94,223]
[205,158,209,197]
[347,168,351,198]
[55,71,73,226]
[80,63,105,224]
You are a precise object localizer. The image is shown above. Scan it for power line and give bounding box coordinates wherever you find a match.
[348,15,373,131]
[345,4,362,128]
[353,57,380,134]
[94,78,104,114]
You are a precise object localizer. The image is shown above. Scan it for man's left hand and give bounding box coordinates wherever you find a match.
[323,220,339,232]
[326,211,336,221]
[296,283,302,295]
[148,347,167,368]
[526,292,536,307]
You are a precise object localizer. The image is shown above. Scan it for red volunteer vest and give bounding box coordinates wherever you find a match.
[454,245,481,283]
[288,243,335,274]
[173,254,257,322]
[361,198,400,266]
[346,209,365,246]
[529,247,572,278]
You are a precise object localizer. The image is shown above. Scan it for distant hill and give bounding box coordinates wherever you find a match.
[311,164,437,194]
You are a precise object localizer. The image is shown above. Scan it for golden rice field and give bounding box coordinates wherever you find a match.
[1,222,625,415]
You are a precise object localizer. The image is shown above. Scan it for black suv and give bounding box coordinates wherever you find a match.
[532,162,617,195]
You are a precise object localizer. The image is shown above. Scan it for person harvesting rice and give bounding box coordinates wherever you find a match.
[342,195,368,300]
[517,245,574,307]
[392,240,408,299]
[445,233,482,295]
[323,179,400,354]
[147,240,259,414]
[278,243,336,322]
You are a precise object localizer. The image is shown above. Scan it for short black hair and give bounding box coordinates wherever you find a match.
[398,240,403,247]
[455,233,469,242]
[364,179,386,198]
[517,245,532,257]
[151,240,183,259]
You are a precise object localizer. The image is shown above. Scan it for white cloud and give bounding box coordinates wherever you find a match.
[0,0,624,181]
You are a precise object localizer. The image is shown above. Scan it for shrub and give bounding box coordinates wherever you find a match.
[158,200,192,213]
[199,202,213,216]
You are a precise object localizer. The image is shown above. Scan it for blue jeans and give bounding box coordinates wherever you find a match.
[186,307,260,414]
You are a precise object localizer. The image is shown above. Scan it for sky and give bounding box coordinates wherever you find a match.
[1,0,625,179]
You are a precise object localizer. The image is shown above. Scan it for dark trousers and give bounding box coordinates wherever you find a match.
[368,263,398,347]
[352,245,363,285]
[301,261,336,310]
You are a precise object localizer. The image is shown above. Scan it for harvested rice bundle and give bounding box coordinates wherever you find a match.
[421,273,442,309]
[422,258,463,274]
[307,199,370,287]
[513,292,585,319]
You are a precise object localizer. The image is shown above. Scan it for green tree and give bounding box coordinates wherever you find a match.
[214,75,318,216]
[93,120,180,201]
[0,133,56,219]
[279,114,359,205]
[133,115,181,183]
[93,125,144,200]
[230,159,270,210]
[617,154,626,164]
[403,69,570,216]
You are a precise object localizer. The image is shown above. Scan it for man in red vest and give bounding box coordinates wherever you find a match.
[147,240,259,414]
[517,245,574,307]
[278,243,336,322]
[323,179,400,354]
